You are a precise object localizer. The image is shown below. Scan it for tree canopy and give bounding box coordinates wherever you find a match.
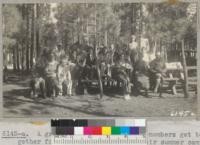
[2,2,197,70]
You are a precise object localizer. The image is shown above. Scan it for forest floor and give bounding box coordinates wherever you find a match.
[3,71,197,118]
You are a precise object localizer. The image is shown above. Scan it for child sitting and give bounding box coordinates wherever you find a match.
[57,56,72,97]
[30,49,47,98]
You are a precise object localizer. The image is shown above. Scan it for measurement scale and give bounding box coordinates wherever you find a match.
[51,135,147,145]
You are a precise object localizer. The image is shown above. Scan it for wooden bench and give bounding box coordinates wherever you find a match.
[161,62,184,95]
[79,74,133,94]
[187,66,197,94]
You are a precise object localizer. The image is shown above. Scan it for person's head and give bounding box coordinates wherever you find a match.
[131,35,136,41]
[57,43,62,50]
[47,51,55,62]
[89,48,93,55]
[61,55,69,64]
[141,31,146,37]
[155,52,161,59]
[72,51,77,56]
[121,53,125,60]
[83,36,89,45]
[111,44,114,50]
[41,48,48,57]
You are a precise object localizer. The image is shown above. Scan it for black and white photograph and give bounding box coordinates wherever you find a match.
[2,2,197,117]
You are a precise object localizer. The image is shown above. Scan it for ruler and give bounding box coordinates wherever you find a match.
[51,135,147,145]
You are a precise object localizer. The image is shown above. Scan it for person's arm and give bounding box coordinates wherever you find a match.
[67,69,71,81]
[149,61,157,73]
[56,65,60,80]
[82,58,86,67]
[161,63,167,75]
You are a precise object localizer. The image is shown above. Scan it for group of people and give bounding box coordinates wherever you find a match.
[30,43,73,98]
[30,35,166,100]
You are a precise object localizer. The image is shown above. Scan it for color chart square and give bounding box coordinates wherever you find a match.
[74,127,83,135]
[135,119,146,127]
[56,127,66,135]
[102,127,111,135]
[130,127,139,135]
[111,127,120,135]
[124,119,135,126]
[51,127,56,135]
[139,127,146,135]
[115,119,125,126]
[92,127,102,135]
[84,127,93,135]
[66,127,74,135]
[120,127,130,135]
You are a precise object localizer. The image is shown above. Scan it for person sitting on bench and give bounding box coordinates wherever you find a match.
[112,54,131,100]
[30,49,48,98]
[57,55,72,97]
[149,52,166,93]
[134,53,150,97]
[84,48,97,80]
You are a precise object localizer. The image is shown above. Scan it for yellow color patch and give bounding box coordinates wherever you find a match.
[102,127,111,135]
[31,121,47,126]
[167,0,178,5]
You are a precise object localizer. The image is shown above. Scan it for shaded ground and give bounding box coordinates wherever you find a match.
[3,71,197,118]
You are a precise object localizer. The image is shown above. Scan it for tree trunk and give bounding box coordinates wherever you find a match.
[16,43,20,71]
[21,44,25,71]
[13,47,16,71]
[138,3,143,52]
[26,5,30,71]
[104,17,108,47]
[131,4,137,34]
[30,4,35,69]
[36,4,40,57]
[94,4,103,98]
[181,40,189,98]
[20,4,26,71]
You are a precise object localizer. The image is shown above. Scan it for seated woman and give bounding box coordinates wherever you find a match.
[111,54,131,100]
[149,52,166,93]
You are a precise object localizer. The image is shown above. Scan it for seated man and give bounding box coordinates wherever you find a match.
[84,48,97,80]
[134,53,150,97]
[44,51,59,98]
[112,55,131,100]
[149,52,166,93]
[57,55,72,97]
[30,49,47,98]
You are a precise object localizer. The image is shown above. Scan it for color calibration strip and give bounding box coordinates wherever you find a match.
[51,119,145,135]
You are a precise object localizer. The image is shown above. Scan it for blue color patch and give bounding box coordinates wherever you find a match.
[120,127,130,135]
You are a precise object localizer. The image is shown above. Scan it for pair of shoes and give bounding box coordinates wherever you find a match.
[30,91,38,98]
[124,94,131,100]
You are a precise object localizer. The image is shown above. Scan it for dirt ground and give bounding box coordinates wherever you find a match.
[3,72,197,118]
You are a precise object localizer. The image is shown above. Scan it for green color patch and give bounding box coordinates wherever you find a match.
[111,127,121,135]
